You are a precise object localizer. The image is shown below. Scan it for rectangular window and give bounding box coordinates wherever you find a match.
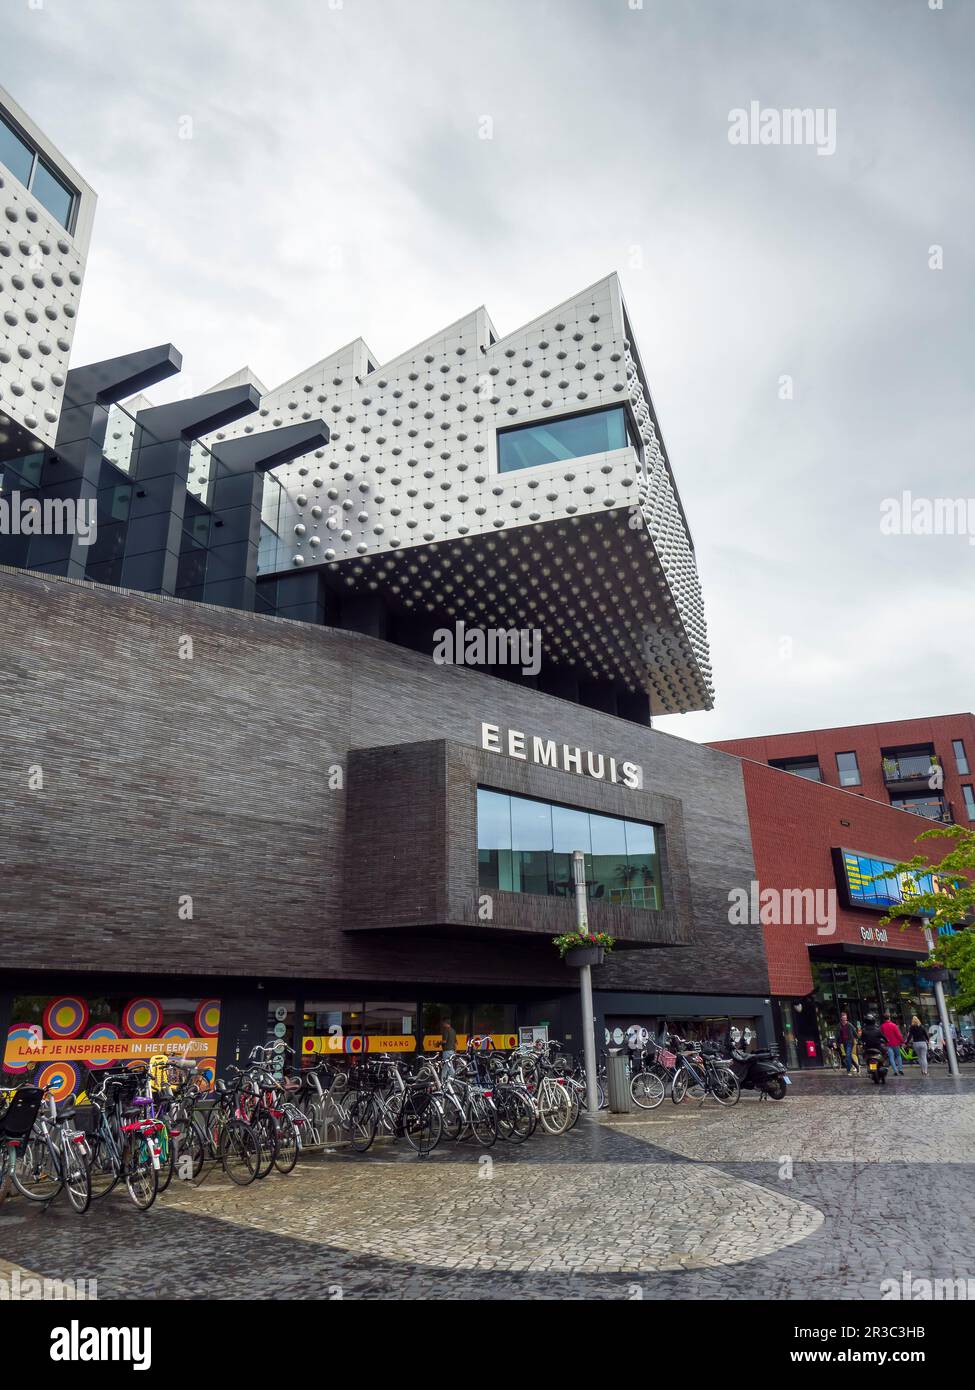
[0,106,77,230]
[953,740,969,774]
[477,787,661,909]
[769,756,822,781]
[835,751,861,786]
[497,406,636,474]
[963,785,975,821]
[30,158,74,229]
[0,111,34,186]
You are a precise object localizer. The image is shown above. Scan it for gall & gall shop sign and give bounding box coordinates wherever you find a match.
[480,722,643,789]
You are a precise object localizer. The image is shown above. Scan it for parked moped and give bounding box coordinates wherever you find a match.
[729,1046,791,1100]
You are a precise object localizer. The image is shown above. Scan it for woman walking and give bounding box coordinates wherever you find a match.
[907,1016,930,1076]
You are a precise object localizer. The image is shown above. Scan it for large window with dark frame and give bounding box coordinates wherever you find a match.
[0,107,77,230]
[477,787,662,908]
[496,405,641,474]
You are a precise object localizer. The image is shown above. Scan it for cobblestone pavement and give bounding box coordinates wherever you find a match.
[1,1072,973,1300]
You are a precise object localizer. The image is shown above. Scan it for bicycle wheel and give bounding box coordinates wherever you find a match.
[86,1132,122,1200]
[539,1082,571,1134]
[60,1133,92,1214]
[710,1068,740,1107]
[156,1122,176,1194]
[272,1113,300,1174]
[251,1114,277,1178]
[630,1071,665,1110]
[436,1091,465,1141]
[495,1089,533,1143]
[564,1084,582,1131]
[401,1091,442,1155]
[174,1120,207,1182]
[348,1094,378,1153]
[219,1119,260,1185]
[122,1135,158,1211]
[671,1068,688,1105]
[12,1135,63,1202]
[468,1092,497,1147]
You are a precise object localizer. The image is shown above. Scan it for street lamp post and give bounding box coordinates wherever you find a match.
[922,924,959,1078]
[572,849,601,1113]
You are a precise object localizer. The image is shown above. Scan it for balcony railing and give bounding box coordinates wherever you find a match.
[882,754,938,785]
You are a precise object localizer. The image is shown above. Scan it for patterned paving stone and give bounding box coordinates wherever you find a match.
[0,1080,971,1299]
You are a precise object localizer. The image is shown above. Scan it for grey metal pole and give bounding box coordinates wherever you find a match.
[573,849,600,1113]
[923,926,959,1078]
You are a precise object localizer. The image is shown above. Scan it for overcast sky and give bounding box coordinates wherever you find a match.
[6,0,973,741]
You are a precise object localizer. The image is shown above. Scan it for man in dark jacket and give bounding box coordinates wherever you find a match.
[837,1012,858,1074]
[441,1016,457,1060]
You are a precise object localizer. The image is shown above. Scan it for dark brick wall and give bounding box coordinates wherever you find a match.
[0,566,768,997]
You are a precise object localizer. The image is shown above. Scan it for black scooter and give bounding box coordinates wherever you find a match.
[863,1045,889,1085]
[730,1046,791,1100]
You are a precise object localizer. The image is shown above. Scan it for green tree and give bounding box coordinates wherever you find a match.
[874,825,975,1014]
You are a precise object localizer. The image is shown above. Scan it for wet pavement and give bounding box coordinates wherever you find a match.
[1,1070,973,1300]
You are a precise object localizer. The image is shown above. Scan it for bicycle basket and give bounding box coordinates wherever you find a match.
[0,1085,43,1139]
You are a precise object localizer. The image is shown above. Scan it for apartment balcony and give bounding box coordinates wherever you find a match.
[882,753,939,792]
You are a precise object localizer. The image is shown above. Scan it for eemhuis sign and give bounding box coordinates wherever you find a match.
[481,723,643,789]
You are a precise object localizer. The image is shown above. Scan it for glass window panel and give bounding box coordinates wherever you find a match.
[30,158,74,229]
[589,812,627,904]
[952,740,969,774]
[498,407,629,473]
[362,1001,415,1035]
[624,820,660,908]
[836,751,861,786]
[510,795,553,852]
[0,113,34,186]
[477,789,511,849]
[477,788,513,892]
[963,785,975,820]
[551,804,591,898]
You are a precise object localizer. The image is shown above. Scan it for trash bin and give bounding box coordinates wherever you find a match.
[606,1049,631,1114]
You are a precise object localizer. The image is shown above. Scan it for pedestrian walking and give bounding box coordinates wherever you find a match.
[440,1015,457,1062]
[880,1014,905,1076]
[837,1012,857,1074]
[907,1016,929,1076]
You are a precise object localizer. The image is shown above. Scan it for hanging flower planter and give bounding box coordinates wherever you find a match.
[553,931,615,967]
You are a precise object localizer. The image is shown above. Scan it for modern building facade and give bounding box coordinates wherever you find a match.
[0,95,783,1097]
[0,84,95,457]
[708,720,975,1067]
[0,563,771,1095]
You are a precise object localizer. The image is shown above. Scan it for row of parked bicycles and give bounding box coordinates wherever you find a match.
[0,1036,601,1214]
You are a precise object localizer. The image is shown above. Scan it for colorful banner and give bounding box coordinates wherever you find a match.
[4,995,222,1097]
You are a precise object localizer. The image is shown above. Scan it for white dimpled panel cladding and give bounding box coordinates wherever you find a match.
[0,172,86,449]
[200,274,713,714]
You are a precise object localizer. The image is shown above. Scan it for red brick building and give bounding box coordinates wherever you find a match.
[708,714,975,1068]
